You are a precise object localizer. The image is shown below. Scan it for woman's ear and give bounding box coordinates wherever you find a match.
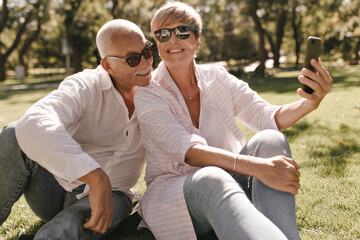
[195,37,200,52]
[101,58,111,73]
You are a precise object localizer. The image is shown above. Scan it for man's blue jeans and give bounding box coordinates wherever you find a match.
[184,129,301,240]
[0,122,133,240]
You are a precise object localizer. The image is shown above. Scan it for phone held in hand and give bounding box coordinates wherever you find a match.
[302,36,321,94]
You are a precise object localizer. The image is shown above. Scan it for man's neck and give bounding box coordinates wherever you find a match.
[112,79,137,119]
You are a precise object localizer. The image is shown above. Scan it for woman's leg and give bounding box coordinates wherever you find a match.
[183,166,287,240]
[239,129,301,240]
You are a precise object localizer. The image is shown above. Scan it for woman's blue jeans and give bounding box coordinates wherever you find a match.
[0,122,133,240]
[184,129,301,240]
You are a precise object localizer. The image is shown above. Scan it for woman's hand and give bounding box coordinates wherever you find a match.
[250,156,301,195]
[297,58,333,109]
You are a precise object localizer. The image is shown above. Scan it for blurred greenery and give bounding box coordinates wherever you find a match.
[1,0,359,80]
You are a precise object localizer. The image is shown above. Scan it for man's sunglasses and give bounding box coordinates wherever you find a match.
[104,43,154,67]
[154,25,197,43]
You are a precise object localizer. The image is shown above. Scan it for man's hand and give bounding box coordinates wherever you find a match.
[251,156,301,195]
[298,58,333,109]
[79,168,114,234]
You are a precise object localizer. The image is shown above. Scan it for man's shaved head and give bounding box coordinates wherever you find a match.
[96,19,145,58]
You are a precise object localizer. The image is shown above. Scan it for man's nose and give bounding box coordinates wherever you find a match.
[139,54,153,67]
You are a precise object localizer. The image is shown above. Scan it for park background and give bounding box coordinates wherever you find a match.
[0,0,359,239]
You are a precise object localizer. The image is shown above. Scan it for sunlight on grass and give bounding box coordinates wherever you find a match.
[1,65,360,239]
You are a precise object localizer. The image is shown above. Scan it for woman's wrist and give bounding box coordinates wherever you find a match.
[234,154,251,175]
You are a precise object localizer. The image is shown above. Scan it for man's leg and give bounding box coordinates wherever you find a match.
[0,122,65,224]
[238,129,301,240]
[34,190,133,240]
[184,166,287,240]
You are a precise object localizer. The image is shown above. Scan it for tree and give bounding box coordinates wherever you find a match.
[253,0,289,68]
[247,0,267,75]
[0,0,43,81]
[18,1,50,75]
[62,0,83,73]
[290,0,303,66]
[57,0,112,73]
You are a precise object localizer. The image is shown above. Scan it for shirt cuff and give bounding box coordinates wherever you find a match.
[178,134,208,164]
[270,105,283,131]
[56,153,101,192]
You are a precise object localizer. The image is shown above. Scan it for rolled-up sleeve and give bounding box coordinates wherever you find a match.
[228,74,280,131]
[15,76,100,191]
[134,87,207,164]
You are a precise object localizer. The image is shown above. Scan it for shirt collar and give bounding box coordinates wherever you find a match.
[97,65,114,91]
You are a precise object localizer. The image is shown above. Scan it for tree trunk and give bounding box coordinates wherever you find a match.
[0,0,37,81]
[64,0,83,73]
[265,30,276,57]
[249,0,266,75]
[18,20,42,76]
[0,56,6,82]
[291,4,301,66]
[274,9,287,68]
[222,0,234,60]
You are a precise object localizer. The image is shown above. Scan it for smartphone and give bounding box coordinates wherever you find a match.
[302,36,321,94]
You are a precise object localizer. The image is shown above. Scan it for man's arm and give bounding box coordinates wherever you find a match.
[275,58,333,131]
[78,168,113,234]
[16,76,114,233]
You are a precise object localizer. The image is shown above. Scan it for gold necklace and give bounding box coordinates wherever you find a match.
[188,73,196,100]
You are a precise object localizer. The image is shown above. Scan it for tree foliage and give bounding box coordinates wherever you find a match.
[1,0,359,81]
[0,0,49,81]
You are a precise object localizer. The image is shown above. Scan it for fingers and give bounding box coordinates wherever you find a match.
[80,168,114,234]
[83,207,113,233]
[299,58,332,97]
[283,156,301,169]
[284,182,300,195]
[312,58,333,86]
[277,156,301,194]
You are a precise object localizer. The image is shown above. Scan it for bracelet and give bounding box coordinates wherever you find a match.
[233,155,238,172]
[245,155,251,188]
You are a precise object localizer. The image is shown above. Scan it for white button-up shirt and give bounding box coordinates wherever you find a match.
[134,61,280,239]
[16,65,145,198]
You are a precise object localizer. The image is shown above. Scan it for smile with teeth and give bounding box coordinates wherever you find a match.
[136,70,151,77]
[167,49,184,53]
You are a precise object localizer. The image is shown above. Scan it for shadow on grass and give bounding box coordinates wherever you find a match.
[284,121,360,177]
[233,65,360,94]
[8,221,44,240]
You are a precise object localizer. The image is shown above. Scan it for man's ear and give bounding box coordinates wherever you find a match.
[101,58,111,73]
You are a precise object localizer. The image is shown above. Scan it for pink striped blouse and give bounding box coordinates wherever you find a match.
[134,61,280,239]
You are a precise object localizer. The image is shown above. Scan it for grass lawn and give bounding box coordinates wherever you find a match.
[1,64,360,239]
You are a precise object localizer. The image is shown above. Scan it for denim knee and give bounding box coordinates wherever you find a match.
[247,129,291,158]
[184,166,242,200]
[1,122,18,147]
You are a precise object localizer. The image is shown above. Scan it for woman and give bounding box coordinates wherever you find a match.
[134,1,332,239]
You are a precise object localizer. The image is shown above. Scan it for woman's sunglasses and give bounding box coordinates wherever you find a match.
[104,43,154,67]
[154,25,197,43]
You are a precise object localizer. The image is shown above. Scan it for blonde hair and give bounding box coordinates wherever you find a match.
[151,1,202,39]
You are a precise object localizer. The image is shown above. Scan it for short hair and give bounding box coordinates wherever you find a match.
[151,1,202,39]
[96,19,144,58]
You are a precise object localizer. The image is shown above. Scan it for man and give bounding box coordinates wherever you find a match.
[0,19,153,239]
